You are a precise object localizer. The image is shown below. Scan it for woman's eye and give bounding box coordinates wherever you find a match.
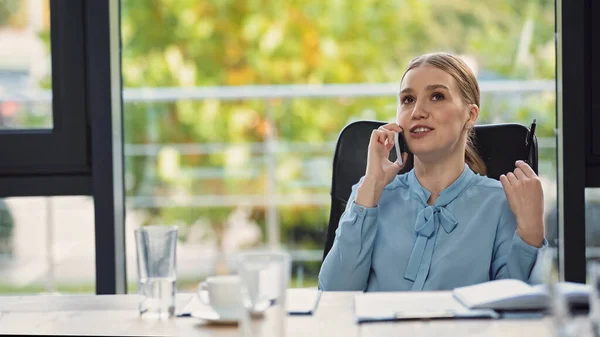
[401,96,414,104]
[432,93,444,101]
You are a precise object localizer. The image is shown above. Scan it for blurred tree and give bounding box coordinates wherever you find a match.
[119,0,556,261]
[0,200,14,258]
[0,0,20,26]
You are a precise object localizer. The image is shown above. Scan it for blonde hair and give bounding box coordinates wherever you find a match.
[401,52,487,176]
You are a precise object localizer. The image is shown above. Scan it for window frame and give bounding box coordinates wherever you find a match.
[0,0,127,294]
[556,0,587,283]
[0,0,91,196]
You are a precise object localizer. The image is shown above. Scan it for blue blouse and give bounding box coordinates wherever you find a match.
[318,164,547,292]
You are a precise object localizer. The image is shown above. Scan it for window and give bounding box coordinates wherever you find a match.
[0,0,90,196]
[0,0,51,129]
[121,0,557,290]
[0,0,123,295]
[0,196,95,294]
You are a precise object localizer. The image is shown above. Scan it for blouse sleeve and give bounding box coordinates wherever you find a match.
[490,199,548,283]
[318,179,379,291]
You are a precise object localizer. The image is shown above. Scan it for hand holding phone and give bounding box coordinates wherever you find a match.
[357,123,407,207]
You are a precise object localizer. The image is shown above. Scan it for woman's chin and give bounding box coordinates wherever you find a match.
[410,147,434,157]
[412,149,443,162]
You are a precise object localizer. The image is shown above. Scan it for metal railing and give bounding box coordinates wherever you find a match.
[1,80,555,102]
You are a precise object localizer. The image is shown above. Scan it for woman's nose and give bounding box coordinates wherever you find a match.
[411,102,428,119]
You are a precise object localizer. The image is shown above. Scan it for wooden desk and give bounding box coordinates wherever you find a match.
[0,291,592,336]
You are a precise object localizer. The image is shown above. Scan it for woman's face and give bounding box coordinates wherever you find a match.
[397,65,477,161]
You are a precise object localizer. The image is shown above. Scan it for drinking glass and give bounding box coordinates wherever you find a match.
[236,251,291,337]
[134,225,178,319]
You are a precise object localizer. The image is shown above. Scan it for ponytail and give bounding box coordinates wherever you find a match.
[465,129,487,176]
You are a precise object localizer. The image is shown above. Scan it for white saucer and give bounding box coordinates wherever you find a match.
[191,310,239,325]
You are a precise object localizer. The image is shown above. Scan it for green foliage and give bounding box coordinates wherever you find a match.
[0,199,13,256]
[120,0,556,247]
[0,0,20,26]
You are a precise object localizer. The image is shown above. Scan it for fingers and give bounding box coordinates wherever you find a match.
[374,124,402,147]
[371,129,387,145]
[500,172,517,195]
[506,172,518,186]
[515,160,536,177]
[386,130,396,146]
[501,160,542,199]
[381,123,403,133]
[500,160,538,186]
[380,124,404,148]
[370,130,379,145]
[377,126,395,146]
[499,174,510,189]
[514,167,526,180]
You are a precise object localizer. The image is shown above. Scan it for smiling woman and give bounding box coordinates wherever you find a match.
[397,53,486,176]
[318,52,548,292]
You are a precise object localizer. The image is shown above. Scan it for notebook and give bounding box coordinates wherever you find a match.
[353,291,499,323]
[452,279,590,311]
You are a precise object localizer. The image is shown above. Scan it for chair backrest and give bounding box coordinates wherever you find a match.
[322,120,538,261]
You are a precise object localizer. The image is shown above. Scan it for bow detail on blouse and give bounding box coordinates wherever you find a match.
[404,205,458,289]
[403,164,475,290]
[414,206,458,238]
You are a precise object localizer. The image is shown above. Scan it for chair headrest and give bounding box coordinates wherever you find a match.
[331,121,538,201]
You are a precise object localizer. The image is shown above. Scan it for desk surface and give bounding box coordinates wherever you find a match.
[0,290,592,336]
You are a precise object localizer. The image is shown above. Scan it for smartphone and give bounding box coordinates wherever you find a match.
[394,131,407,165]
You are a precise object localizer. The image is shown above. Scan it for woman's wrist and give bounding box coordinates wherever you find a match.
[355,177,384,208]
[516,217,545,248]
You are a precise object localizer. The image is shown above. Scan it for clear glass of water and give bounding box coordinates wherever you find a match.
[134,225,178,319]
[236,251,291,337]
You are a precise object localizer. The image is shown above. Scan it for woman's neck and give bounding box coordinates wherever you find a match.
[413,152,466,205]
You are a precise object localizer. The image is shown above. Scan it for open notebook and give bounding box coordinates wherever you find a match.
[452,279,590,311]
[354,292,499,323]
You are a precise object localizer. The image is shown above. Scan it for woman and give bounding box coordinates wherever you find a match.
[318,52,547,291]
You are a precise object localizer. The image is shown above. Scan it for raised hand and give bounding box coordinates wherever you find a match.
[500,160,545,247]
[355,123,408,208]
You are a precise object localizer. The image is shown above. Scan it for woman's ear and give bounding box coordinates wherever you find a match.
[468,104,479,124]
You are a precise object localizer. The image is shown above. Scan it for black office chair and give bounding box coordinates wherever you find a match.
[322,120,538,262]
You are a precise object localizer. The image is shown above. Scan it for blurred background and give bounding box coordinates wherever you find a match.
[1,0,567,294]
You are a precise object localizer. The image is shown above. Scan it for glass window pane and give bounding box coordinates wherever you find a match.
[0,196,95,294]
[122,0,556,290]
[0,0,52,129]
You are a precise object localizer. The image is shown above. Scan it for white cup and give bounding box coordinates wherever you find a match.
[197,275,243,319]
